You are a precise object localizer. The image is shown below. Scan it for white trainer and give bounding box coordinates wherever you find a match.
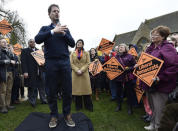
[144,124,155,130]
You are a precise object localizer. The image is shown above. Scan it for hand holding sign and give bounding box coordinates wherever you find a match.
[31,50,45,66]
[89,59,103,76]
[134,64,139,68]
[103,57,124,80]
[98,38,115,54]
[133,52,164,87]
[152,76,160,82]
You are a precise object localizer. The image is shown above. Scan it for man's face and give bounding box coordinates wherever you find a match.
[28,39,36,48]
[0,39,7,48]
[49,6,60,22]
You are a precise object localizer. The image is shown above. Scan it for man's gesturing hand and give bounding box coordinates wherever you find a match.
[53,25,67,35]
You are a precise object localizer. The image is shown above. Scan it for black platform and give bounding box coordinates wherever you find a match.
[15,112,94,131]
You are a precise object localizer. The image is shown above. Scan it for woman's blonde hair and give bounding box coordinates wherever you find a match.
[118,43,129,53]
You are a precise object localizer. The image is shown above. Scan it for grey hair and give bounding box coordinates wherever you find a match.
[118,43,129,53]
[28,39,35,44]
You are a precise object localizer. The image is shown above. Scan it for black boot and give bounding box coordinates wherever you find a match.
[115,104,122,112]
[144,115,151,123]
[141,114,149,119]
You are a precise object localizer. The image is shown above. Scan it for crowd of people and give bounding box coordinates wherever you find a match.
[0,4,178,131]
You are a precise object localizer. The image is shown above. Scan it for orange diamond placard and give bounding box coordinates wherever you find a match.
[0,19,13,35]
[89,59,103,76]
[128,47,138,57]
[133,52,164,87]
[97,38,115,54]
[31,49,45,66]
[135,78,144,103]
[103,57,125,80]
[13,43,22,56]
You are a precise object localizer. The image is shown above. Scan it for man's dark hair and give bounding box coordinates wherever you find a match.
[48,4,59,14]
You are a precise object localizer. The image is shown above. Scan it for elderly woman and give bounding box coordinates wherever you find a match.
[70,39,93,112]
[114,43,136,115]
[142,26,178,130]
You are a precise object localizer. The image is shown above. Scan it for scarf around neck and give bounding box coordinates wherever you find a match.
[76,48,83,60]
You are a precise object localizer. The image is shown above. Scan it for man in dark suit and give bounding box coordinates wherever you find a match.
[35,4,75,128]
[21,39,47,107]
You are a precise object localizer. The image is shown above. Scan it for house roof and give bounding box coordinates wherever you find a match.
[145,11,178,32]
[113,10,178,45]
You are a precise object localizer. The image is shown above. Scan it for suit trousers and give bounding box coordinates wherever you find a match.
[11,75,21,103]
[45,59,72,118]
[27,76,46,105]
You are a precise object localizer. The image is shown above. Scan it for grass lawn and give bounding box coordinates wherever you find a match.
[0,93,147,131]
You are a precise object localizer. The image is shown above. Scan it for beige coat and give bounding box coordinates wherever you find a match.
[70,51,92,95]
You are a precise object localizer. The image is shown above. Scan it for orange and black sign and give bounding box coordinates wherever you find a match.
[135,78,144,103]
[0,19,13,35]
[31,50,45,66]
[13,43,22,56]
[89,59,103,76]
[103,57,124,80]
[128,47,138,57]
[97,38,115,54]
[133,52,164,87]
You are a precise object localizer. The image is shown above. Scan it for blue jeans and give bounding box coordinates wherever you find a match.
[109,80,117,99]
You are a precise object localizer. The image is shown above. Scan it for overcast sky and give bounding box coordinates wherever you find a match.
[5,0,178,50]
